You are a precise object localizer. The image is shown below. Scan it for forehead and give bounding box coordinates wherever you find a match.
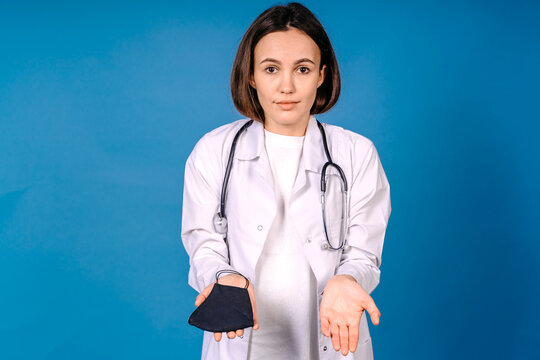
[253,28,321,62]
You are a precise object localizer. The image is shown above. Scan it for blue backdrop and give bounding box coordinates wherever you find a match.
[1,1,538,359]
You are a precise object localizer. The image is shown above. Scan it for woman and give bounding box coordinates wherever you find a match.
[181,2,391,359]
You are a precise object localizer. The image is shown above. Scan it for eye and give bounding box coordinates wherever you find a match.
[265,66,278,74]
[298,66,310,74]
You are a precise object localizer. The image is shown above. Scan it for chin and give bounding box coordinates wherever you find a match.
[264,107,308,125]
[276,110,300,117]
[274,116,299,125]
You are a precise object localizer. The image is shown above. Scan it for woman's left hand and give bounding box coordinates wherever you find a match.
[320,275,381,356]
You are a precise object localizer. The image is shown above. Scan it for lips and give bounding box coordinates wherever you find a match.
[276,101,300,104]
[275,101,299,110]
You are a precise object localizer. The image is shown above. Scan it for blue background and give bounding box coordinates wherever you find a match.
[1,0,538,359]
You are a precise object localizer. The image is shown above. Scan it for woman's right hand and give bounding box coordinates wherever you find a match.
[194,273,259,341]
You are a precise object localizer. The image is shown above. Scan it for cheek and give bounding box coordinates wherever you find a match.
[256,88,270,104]
[305,81,319,100]
[301,75,320,93]
[300,82,319,109]
[256,84,275,103]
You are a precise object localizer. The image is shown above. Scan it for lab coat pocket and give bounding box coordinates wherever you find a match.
[323,218,342,248]
[319,337,373,360]
[202,329,251,360]
[350,337,373,360]
[306,228,342,294]
[323,219,344,272]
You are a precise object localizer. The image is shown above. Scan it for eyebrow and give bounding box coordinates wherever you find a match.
[259,57,315,65]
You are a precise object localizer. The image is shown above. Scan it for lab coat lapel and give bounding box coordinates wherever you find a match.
[291,115,326,199]
[234,119,276,201]
[234,116,326,202]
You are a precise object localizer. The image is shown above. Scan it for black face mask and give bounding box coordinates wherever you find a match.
[188,269,254,333]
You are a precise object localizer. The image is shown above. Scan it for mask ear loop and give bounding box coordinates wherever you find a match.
[215,269,250,289]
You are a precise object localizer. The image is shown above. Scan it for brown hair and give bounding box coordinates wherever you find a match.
[230,2,341,123]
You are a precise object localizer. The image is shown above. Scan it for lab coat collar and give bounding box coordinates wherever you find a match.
[235,114,326,174]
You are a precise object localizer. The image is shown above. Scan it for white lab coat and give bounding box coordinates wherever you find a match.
[181,115,391,360]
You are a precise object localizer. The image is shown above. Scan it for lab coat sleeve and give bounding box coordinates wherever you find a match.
[181,136,237,293]
[335,141,391,295]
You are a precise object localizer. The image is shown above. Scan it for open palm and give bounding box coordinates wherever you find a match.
[320,275,381,356]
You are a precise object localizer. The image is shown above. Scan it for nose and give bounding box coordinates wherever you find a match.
[279,71,295,94]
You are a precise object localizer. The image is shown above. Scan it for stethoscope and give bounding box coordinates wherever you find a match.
[213,119,350,252]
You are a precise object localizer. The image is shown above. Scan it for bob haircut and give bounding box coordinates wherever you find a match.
[231,2,341,123]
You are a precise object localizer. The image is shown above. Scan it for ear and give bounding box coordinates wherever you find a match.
[317,64,327,88]
[249,73,256,89]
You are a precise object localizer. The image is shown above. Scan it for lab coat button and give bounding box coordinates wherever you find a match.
[323,345,328,351]
[307,237,312,243]
[257,225,263,231]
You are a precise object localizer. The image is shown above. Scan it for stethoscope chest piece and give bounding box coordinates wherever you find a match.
[213,212,228,235]
[320,242,351,252]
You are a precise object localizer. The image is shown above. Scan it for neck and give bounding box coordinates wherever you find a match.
[263,114,310,136]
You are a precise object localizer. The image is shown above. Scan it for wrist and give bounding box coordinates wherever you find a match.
[332,274,357,283]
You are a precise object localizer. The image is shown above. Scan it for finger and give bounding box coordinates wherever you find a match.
[236,329,244,337]
[214,332,222,342]
[227,331,236,339]
[349,323,360,353]
[195,282,215,307]
[194,293,206,307]
[364,298,381,325]
[339,324,349,356]
[320,316,330,337]
[330,322,340,351]
[247,284,259,330]
[201,282,215,298]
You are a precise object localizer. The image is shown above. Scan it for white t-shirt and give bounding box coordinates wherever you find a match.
[247,128,320,360]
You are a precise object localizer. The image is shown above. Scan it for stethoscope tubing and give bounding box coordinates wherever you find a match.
[215,119,349,251]
[220,120,254,220]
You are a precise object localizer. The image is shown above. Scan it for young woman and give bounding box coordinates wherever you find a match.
[181,3,391,359]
